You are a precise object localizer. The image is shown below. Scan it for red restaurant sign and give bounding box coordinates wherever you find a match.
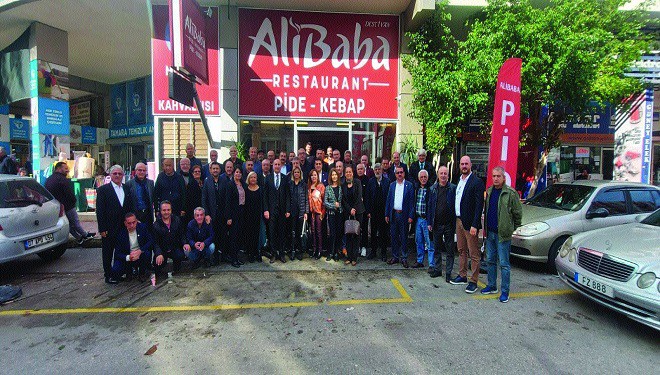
[152,5,220,116]
[238,9,399,120]
[170,0,209,84]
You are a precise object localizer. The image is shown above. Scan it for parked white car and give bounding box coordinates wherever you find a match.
[556,209,660,331]
[0,175,70,264]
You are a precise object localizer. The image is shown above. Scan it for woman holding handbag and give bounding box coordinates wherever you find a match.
[324,169,343,261]
[307,169,325,259]
[287,166,308,261]
[342,165,365,266]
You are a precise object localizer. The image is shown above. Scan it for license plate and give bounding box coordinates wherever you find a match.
[574,272,614,298]
[25,233,54,249]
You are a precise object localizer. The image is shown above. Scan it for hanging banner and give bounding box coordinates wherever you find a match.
[238,9,399,120]
[111,84,127,126]
[9,118,30,140]
[614,89,653,184]
[169,0,209,84]
[487,58,522,188]
[152,5,220,116]
[127,78,147,125]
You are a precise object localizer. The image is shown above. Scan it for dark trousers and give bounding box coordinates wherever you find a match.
[390,212,409,261]
[290,216,305,256]
[268,211,286,258]
[360,214,369,249]
[227,205,245,262]
[370,212,388,259]
[155,248,186,273]
[212,218,223,261]
[310,213,323,255]
[135,209,153,229]
[327,212,343,257]
[433,222,456,276]
[111,250,152,278]
[101,230,118,278]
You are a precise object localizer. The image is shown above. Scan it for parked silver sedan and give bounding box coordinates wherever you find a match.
[511,181,660,272]
[0,175,70,264]
[555,209,660,330]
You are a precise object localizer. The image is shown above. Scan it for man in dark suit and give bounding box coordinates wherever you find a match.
[154,158,186,218]
[257,159,271,187]
[125,162,155,228]
[111,212,153,282]
[366,163,390,261]
[202,161,223,263]
[96,165,134,284]
[385,165,415,268]
[263,158,290,263]
[428,165,457,282]
[386,152,408,179]
[408,149,436,186]
[449,156,485,294]
[201,149,218,181]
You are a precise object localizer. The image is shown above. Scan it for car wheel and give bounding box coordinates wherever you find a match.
[37,243,67,262]
[546,236,569,274]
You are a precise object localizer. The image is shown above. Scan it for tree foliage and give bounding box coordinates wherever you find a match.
[404,0,653,174]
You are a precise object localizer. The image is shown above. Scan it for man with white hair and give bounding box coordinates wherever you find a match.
[96,165,134,284]
[223,145,244,172]
[412,169,435,270]
[126,162,155,228]
[178,157,191,185]
[409,148,436,186]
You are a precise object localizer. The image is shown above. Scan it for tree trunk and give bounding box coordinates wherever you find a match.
[527,151,548,198]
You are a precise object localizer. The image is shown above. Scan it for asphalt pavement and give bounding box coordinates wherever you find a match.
[0,242,657,374]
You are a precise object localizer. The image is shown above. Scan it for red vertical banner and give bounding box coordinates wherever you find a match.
[487,58,522,189]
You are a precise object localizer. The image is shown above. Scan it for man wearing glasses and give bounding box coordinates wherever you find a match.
[96,165,134,284]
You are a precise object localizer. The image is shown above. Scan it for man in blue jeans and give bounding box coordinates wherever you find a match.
[186,207,216,268]
[412,170,435,270]
[481,167,523,303]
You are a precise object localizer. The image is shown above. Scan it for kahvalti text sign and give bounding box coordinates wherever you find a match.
[170,0,209,84]
[238,9,399,120]
[152,5,220,116]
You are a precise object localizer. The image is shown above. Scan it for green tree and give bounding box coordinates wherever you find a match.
[405,0,653,193]
[402,1,462,155]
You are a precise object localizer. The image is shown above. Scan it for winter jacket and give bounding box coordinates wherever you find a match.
[484,185,523,242]
[288,180,308,219]
[45,172,76,211]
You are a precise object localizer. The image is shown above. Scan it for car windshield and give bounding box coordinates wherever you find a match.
[641,209,660,227]
[0,179,53,208]
[525,184,595,212]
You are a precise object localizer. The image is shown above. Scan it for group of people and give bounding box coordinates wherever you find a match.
[94,143,523,303]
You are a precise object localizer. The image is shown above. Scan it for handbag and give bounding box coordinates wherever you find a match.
[344,215,360,236]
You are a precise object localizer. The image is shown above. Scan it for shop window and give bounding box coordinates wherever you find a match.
[589,189,627,215]
[629,190,658,213]
[162,119,209,161]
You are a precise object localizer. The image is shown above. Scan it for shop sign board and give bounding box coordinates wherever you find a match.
[169,0,209,84]
[614,89,653,183]
[111,84,127,127]
[127,78,147,125]
[575,147,590,158]
[109,123,154,139]
[152,5,220,116]
[238,9,399,120]
[9,118,30,140]
[81,125,97,144]
[34,97,69,135]
[70,101,91,126]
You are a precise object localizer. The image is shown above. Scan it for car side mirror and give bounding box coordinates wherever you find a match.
[586,207,609,219]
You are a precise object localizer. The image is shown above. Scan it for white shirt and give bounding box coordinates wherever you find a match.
[112,181,125,206]
[455,172,471,216]
[393,181,405,211]
[126,230,139,261]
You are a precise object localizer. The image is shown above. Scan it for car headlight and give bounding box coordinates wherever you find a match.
[514,222,550,237]
[637,272,657,289]
[568,248,576,263]
[657,281,660,294]
[559,237,572,258]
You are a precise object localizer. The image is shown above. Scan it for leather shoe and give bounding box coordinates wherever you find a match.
[411,262,424,268]
[429,269,443,278]
[279,256,287,263]
[270,256,276,264]
[105,277,119,284]
[231,261,241,268]
[387,258,399,265]
[401,260,409,268]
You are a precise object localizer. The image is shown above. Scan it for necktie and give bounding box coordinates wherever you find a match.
[276,174,280,189]
[421,163,424,170]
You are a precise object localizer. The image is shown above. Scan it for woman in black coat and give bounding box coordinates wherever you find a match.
[287,166,308,261]
[342,165,365,266]
[225,168,247,268]
[244,171,264,262]
[184,165,204,225]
